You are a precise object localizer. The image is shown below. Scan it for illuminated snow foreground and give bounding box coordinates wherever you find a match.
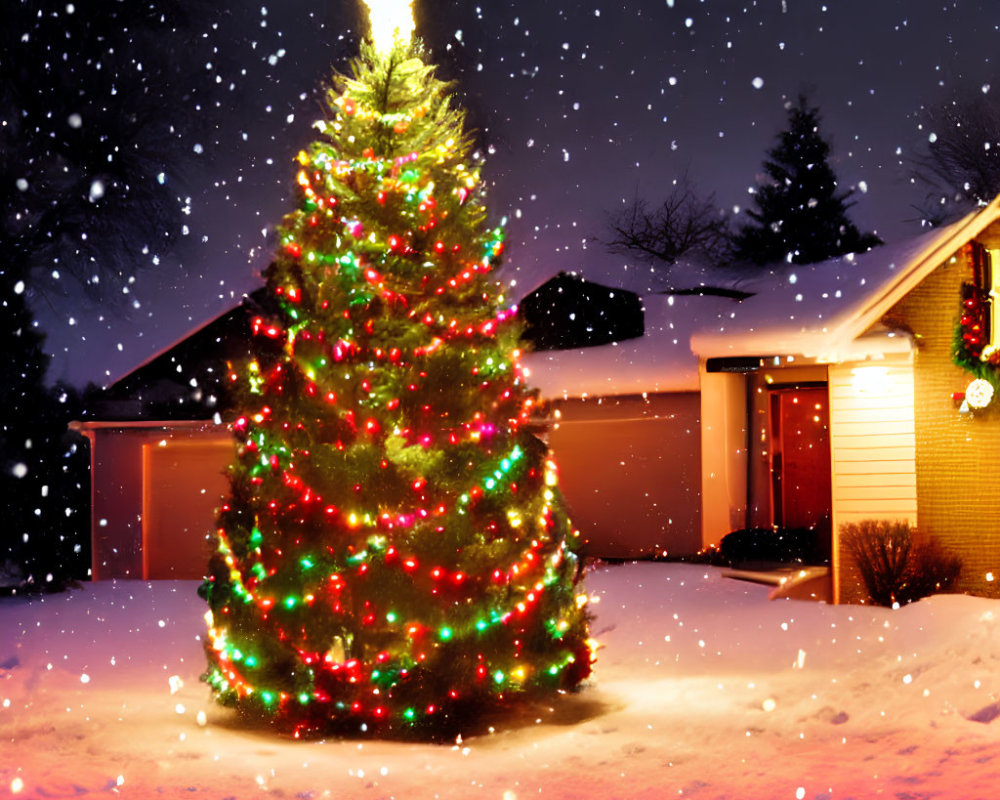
[3,562,999,798]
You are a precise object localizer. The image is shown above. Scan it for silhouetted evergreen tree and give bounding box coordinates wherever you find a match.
[0,0,225,589]
[0,289,90,591]
[734,95,880,266]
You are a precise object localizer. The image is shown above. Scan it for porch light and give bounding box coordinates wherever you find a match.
[850,365,890,396]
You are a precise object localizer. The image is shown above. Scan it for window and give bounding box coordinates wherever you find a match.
[960,242,992,360]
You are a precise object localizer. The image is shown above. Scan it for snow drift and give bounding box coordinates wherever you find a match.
[2,562,999,799]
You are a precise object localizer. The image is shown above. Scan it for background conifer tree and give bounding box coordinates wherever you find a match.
[1,0,223,591]
[200,40,593,738]
[0,291,89,591]
[735,95,881,266]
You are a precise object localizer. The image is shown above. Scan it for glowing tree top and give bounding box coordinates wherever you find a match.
[362,0,416,54]
[199,9,594,738]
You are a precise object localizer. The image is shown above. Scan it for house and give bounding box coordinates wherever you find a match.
[71,289,283,581]
[71,276,647,581]
[690,197,1000,603]
[531,196,1000,603]
[77,196,1000,601]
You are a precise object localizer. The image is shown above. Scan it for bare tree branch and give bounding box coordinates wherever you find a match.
[911,91,1000,225]
[603,177,733,274]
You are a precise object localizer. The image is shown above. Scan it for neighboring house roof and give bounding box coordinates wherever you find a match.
[690,196,1000,362]
[93,273,651,414]
[519,272,644,350]
[88,287,282,421]
[522,291,740,397]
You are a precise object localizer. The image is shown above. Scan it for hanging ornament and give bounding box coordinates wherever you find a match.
[966,378,994,410]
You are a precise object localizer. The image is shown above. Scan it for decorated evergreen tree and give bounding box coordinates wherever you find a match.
[734,95,881,266]
[199,25,593,738]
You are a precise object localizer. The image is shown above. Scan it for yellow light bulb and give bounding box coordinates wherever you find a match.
[361,0,415,53]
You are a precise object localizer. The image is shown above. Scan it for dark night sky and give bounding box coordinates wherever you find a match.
[35,0,1000,387]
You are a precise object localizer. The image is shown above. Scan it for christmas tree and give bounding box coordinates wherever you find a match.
[199,13,593,739]
[734,95,881,266]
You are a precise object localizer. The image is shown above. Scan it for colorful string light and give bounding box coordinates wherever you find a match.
[200,38,593,739]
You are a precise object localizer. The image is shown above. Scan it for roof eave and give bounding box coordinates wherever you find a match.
[846,196,1000,342]
[691,195,1000,364]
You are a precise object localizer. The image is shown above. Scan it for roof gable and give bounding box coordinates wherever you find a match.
[88,288,282,420]
[520,272,644,350]
[690,195,1000,362]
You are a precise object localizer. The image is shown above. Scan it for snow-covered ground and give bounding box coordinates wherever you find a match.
[2,562,999,799]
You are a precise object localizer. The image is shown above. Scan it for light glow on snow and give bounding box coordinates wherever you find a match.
[3,565,998,797]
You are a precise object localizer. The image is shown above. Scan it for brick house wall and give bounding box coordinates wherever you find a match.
[881,247,1000,597]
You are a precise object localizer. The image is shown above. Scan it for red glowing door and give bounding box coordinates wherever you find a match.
[769,387,831,541]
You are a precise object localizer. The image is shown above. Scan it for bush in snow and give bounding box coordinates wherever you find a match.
[840,520,962,607]
[719,527,827,567]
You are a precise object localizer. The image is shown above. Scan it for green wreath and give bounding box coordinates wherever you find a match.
[954,281,1000,412]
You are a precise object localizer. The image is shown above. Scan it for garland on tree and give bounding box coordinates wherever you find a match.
[199,40,594,739]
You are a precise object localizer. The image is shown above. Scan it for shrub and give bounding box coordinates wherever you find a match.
[840,520,962,606]
[719,527,827,566]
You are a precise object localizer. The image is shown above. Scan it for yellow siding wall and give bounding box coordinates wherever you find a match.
[828,356,917,603]
[883,255,1000,597]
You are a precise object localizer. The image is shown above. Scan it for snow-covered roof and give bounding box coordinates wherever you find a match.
[522,292,740,397]
[525,196,1000,400]
[691,196,1000,361]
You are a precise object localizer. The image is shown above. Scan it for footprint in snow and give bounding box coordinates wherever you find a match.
[967,702,1000,724]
